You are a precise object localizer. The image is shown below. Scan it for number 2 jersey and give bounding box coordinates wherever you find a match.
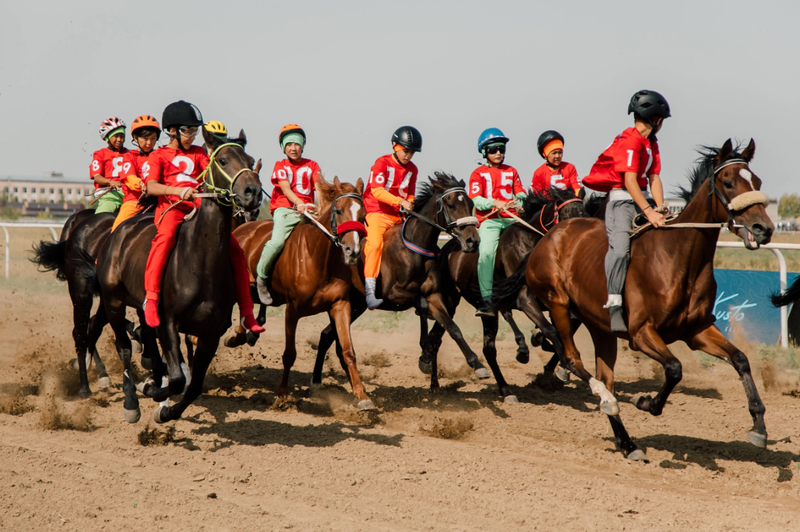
[89,146,130,190]
[468,164,525,221]
[142,146,210,204]
[269,158,321,213]
[582,127,661,193]
[363,154,418,216]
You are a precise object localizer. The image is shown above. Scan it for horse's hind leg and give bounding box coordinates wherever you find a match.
[419,321,446,375]
[105,300,140,423]
[686,325,767,448]
[501,310,530,364]
[70,293,95,397]
[278,307,300,396]
[330,300,373,410]
[481,315,517,403]
[86,305,110,389]
[426,293,490,380]
[629,323,684,417]
[515,291,569,381]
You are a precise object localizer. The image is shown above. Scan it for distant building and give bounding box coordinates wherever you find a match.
[0,173,92,204]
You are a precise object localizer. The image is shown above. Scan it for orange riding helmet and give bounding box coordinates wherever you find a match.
[130,115,161,140]
[279,124,306,146]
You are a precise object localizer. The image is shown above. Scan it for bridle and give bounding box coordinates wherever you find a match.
[402,186,478,258]
[303,192,367,248]
[539,196,583,232]
[708,158,769,226]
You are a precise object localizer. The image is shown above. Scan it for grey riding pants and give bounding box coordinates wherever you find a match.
[604,199,642,301]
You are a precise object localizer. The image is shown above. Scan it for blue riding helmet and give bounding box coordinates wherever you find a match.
[477,128,509,153]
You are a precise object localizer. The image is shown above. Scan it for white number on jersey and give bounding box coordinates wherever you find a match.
[172,155,196,183]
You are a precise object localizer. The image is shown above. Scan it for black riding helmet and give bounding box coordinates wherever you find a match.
[162,100,204,131]
[536,130,564,158]
[628,90,671,121]
[391,126,423,152]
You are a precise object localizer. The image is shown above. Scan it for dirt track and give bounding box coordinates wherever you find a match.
[2,230,800,531]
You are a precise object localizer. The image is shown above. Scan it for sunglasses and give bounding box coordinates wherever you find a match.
[485,145,506,155]
[179,126,199,137]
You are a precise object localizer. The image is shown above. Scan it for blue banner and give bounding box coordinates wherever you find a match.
[713,269,799,344]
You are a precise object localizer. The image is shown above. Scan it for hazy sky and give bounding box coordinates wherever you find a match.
[2,0,799,198]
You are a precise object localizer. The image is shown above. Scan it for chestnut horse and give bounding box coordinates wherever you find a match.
[312,172,483,391]
[92,130,263,423]
[422,187,588,402]
[495,139,774,461]
[233,177,372,408]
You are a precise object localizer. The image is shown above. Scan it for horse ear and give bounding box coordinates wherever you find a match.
[742,138,756,162]
[254,159,262,174]
[203,127,221,151]
[355,178,364,195]
[333,176,341,188]
[239,129,247,142]
[718,138,733,162]
[578,187,586,200]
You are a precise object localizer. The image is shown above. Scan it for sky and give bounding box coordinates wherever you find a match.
[2,0,799,199]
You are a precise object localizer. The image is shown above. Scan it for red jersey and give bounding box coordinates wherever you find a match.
[89,146,130,190]
[142,146,210,204]
[121,150,151,203]
[582,127,661,193]
[269,158,321,212]
[468,164,525,220]
[364,154,418,215]
[531,162,580,193]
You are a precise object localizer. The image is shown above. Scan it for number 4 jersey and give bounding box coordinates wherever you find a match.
[89,146,130,190]
[468,164,525,220]
[364,154,418,215]
[142,146,210,203]
[269,158,321,213]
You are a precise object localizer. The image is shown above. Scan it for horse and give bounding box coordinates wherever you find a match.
[421,187,588,402]
[312,172,484,392]
[494,139,773,461]
[231,176,371,407]
[91,129,263,423]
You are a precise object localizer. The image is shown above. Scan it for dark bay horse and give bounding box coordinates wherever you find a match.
[313,172,483,391]
[422,187,587,402]
[232,176,371,407]
[495,139,774,461]
[92,130,263,423]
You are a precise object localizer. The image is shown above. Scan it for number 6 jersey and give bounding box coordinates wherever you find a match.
[269,158,321,213]
[364,154,418,215]
[468,164,525,220]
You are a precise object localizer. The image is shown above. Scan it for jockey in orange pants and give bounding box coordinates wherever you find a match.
[111,115,160,232]
[141,100,264,334]
[362,126,422,309]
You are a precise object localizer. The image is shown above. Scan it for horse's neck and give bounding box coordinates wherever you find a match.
[657,179,720,264]
[182,199,233,275]
[406,201,441,249]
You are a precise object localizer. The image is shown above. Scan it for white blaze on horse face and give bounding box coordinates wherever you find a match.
[349,202,360,222]
[739,168,753,187]
[457,194,464,202]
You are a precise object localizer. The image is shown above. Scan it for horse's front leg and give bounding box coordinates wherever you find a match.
[501,310,530,364]
[686,325,767,448]
[330,300,374,410]
[426,293,490,381]
[105,299,140,423]
[481,314,517,403]
[278,306,300,396]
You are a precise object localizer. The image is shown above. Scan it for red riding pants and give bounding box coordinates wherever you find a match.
[143,201,254,316]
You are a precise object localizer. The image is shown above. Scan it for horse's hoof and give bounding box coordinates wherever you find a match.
[515,352,530,364]
[96,377,111,389]
[632,394,651,412]
[152,405,168,424]
[123,408,141,424]
[503,395,519,405]
[418,359,433,375]
[357,399,376,411]
[530,332,543,348]
[747,430,767,448]
[140,356,153,371]
[135,378,152,394]
[309,377,322,388]
[245,331,259,347]
[223,333,245,348]
[627,449,649,462]
[600,400,620,416]
[131,339,142,354]
[70,358,79,372]
[79,388,91,399]
[474,367,491,380]
[554,365,571,383]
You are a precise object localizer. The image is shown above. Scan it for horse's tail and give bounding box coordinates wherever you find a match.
[69,246,101,295]
[492,252,531,312]
[772,276,800,307]
[30,239,68,281]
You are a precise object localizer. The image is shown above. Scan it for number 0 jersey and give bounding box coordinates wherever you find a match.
[468,164,525,220]
[582,127,661,193]
[364,154,418,215]
[89,147,130,190]
[269,158,321,213]
[142,146,210,204]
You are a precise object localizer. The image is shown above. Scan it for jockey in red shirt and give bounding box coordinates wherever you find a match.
[582,90,671,333]
[141,100,264,334]
[531,130,581,194]
[90,117,129,214]
[111,115,160,232]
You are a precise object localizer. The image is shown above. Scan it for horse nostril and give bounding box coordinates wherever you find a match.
[244,184,259,198]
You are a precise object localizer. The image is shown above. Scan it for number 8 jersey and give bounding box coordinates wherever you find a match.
[269,158,321,213]
[89,146,130,190]
[468,164,525,220]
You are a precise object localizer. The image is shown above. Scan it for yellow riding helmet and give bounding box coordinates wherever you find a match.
[204,120,228,137]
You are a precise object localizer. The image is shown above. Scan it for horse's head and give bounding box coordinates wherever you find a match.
[710,139,773,249]
[202,127,263,212]
[551,187,589,221]
[429,172,479,253]
[317,175,367,266]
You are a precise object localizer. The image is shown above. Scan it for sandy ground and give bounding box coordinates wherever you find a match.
[1,227,800,531]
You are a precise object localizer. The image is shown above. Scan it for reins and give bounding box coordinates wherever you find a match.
[303,192,367,248]
[401,186,479,258]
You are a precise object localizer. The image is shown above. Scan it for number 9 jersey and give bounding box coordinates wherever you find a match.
[468,164,525,220]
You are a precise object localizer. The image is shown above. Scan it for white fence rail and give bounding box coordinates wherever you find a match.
[1,222,63,279]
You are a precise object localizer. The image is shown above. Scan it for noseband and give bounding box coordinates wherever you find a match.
[708,159,769,224]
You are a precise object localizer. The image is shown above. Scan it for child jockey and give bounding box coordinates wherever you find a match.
[531,130,581,194]
[255,124,321,304]
[141,100,265,334]
[582,90,670,333]
[362,126,421,309]
[90,117,129,214]
[468,128,527,317]
[111,115,160,232]
[203,120,228,143]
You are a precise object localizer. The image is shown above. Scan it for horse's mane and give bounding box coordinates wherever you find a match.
[677,141,746,202]
[519,187,580,224]
[584,192,607,218]
[413,172,465,214]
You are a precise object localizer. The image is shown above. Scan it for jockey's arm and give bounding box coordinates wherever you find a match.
[146,180,195,201]
[277,180,312,213]
[372,187,413,211]
[648,174,664,207]
[93,175,122,189]
[624,172,664,227]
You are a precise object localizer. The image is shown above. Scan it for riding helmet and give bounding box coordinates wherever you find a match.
[279,124,306,146]
[130,115,161,140]
[391,126,423,152]
[99,117,126,141]
[161,100,204,131]
[628,90,671,121]
[536,130,564,158]
[204,120,228,137]
[477,128,509,154]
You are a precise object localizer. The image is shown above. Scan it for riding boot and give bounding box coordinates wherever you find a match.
[608,306,627,333]
[365,278,383,310]
[143,299,160,328]
[475,297,496,317]
[256,276,273,305]
[241,315,266,334]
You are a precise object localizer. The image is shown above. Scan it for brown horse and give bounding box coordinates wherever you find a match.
[233,176,372,408]
[92,130,263,423]
[313,172,483,391]
[494,139,774,461]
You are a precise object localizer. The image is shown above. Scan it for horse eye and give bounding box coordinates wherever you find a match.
[219,158,227,165]
[336,208,342,215]
[723,180,734,189]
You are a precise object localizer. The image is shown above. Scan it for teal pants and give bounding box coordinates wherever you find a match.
[477,217,516,299]
[94,190,123,214]
[256,207,303,279]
